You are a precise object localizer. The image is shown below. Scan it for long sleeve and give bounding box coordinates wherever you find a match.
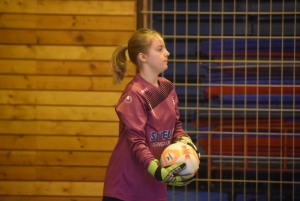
[116,91,155,169]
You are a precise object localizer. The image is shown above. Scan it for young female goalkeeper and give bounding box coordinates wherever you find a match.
[103,28,200,201]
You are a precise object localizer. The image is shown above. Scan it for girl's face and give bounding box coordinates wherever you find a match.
[144,36,170,74]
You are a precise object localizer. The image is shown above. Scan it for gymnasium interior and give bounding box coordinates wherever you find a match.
[0,0,299,201]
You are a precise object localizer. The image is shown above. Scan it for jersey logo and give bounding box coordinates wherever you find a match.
[171,96,175,106]
[125,96,132,103]
[141,87,148,94]
[150,130,172,141]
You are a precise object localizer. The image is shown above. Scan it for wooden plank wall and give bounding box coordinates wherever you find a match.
[0,0,136,200]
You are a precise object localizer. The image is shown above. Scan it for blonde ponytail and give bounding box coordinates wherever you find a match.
[111,45,128,84]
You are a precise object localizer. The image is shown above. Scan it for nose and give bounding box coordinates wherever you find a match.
[165,50,170,57]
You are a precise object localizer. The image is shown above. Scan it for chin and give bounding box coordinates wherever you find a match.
[161,67,168,73]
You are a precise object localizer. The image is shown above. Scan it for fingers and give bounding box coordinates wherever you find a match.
[167,172,195,186]
[167,162,187,175]
[178,137,201,160]
[179,173,194,181]
[163,162,196,186]
[187,142,201,160]
[167,175,194,186]
[180,177,194,185]
[177,173,194,185]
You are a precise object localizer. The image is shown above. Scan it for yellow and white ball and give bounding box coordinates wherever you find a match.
[160,142,200,176]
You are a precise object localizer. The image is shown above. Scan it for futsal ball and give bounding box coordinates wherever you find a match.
[160,142,200,176]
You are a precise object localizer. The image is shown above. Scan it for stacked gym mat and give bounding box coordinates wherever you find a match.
[192,38,300,171]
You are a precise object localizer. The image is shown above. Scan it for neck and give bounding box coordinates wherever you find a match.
[139,70,159,87]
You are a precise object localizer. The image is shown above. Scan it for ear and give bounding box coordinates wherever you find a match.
[138,53,147,63]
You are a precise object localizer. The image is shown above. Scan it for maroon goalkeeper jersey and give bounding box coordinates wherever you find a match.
[103,74,189,201]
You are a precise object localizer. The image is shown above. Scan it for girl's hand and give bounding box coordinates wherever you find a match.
[147,159,194,186]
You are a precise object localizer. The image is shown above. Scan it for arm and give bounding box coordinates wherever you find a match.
[116,91,154,169]
[172,91,201,160]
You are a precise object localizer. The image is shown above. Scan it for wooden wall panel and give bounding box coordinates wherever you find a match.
[0,151,111,166]
[0,30,134,45]
[0,106,118,121]
[0,181,104,196]
[0,166,107,181]
[0,135,118,151]
[0,45,117,60]
[0,196,102,201]
[0,0,134,15]
[0,60,136,76]
[0,75,132,90]
[0,90,122,106]
[0,121,119,136]
[0,14,135,30]
[0,0,136,200]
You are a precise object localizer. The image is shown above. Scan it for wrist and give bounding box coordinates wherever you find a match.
[147,159,160,176]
